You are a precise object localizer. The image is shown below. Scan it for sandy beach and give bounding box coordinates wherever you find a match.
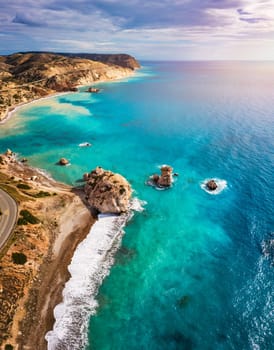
[0,91,72,125]
[0,153,95,349]
[0,70,135,126]
[0,65,137,349]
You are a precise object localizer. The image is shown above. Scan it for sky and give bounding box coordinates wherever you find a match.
[1,0,274,60]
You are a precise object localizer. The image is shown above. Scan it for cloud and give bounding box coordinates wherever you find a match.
[0,0,274,60]
[12,13,46,27]
[239,17,266,24]
[237,8,251,15]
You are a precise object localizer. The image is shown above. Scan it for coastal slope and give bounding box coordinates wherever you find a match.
[0,51,140,121]
[0,152,95,349]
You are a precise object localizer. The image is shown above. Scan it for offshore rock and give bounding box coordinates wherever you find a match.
[86,87,100,93]
[58,158,69,166]
[148,165,174,189]
[84,166,132,214]
[157,165,173,187]
[206,179,218,191]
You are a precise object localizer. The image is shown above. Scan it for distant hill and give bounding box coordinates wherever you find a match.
[22,52,140,70]
[0,52,140,121]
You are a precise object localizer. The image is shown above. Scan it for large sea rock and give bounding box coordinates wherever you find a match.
[157,165,173,187]
[84,167,132,214]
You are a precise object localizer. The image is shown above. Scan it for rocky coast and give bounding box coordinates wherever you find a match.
[0,152,133,350]
[0,151,94,349]
[0,52,140,123]
[0,51,139,349]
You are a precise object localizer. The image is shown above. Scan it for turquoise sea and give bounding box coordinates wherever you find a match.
[1,61,273,350]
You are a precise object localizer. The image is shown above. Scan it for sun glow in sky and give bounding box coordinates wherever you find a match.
[1,0,274,60]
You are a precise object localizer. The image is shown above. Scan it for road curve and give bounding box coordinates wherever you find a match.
[0,188,18,250]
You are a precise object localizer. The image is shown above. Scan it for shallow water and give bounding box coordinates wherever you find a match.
[0,61,273,350]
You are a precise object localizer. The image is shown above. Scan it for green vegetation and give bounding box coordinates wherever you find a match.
[16,183,32,190]
[12,252,27,265]
[26,190,51,198]
[5,344,14,350]
[17,209,40,225]
[0,183,31,203]
[0,171,33,202]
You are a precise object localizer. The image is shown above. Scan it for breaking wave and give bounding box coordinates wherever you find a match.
[46,199,145,350]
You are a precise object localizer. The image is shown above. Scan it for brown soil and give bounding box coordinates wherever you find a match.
[0,153,95,350]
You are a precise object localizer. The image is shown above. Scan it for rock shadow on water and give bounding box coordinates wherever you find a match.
[115,246,136,265]
[177,295,191,309]
[96,293,112,312]
[162,331,194,350]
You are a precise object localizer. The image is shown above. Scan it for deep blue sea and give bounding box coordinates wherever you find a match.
[1,61,273,350]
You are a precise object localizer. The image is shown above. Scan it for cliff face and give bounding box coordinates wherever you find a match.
[0,52,140,121]
[84,166,132,214]
[59,53,140,70]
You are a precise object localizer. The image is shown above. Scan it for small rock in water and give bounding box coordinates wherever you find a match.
[59,158,69,166]
[206,179,218,191]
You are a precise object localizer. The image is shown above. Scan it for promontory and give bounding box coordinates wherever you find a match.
[0,51,140,122]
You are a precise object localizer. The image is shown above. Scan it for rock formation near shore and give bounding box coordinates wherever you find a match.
[206,179,218,191]
[158,165,173,187]
[149,165,174,188]
[0,52,140,121]
[84,166,132,214]
[58,158,69,166]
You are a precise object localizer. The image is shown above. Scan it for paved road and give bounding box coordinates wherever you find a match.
[0,189,18,250]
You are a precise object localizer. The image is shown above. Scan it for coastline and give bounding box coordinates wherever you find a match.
[18,194,95,350]
[0,91,72,125]
[0,70,135,126]
[0,68,137,349]
[46,198,144,349]
[0,153,95,349]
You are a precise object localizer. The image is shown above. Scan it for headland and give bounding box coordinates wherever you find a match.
[0,151,94,349]
[0,51,139,349]
[0,51,140,123]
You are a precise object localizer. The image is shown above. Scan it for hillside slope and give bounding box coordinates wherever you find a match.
[0,52,140,121]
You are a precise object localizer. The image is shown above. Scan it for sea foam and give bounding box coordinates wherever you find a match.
[46,199,144,350]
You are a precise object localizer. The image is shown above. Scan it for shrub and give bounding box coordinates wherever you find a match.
[12,252,27,265]
[33,191,51,198]
[17,209,40,225]
[5,345,14,350]
[17,183,32,190]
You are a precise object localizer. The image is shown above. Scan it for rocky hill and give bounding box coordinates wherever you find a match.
[0,52,140,121]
